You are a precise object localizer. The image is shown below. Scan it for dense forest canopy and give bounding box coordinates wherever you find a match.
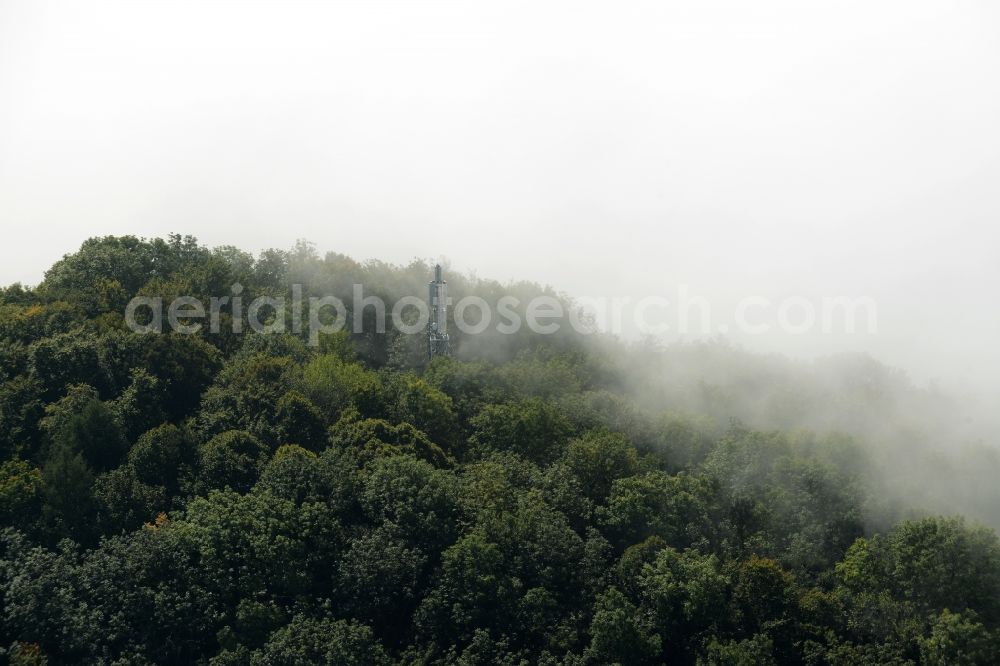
[1,234,999,664]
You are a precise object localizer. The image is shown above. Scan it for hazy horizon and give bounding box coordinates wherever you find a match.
[2,0,998,398]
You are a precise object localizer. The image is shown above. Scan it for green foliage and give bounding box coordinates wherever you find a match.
[133,332,223,418]
[836,516,1000,625]
[731,555,796,632]
[638,547,728,654]
[561,429,640,504]
[416,531,514,645]
[704,427,866,572]
[0,460,42,530]
[50,398,127,473]
[196,354,299,444]
[330,414,452,468]
[273,391,327,452]
[39,440,95,542]
[335,524,428,639]
[3,235,1000,664]
[173,489,343,604]
[919,609,999,666]
[255,444,359,511]
[43,235,197,307]
[37,383,100,443]
[382,373,460,452]
[92,424,196,532]
[0,301,79,345]
[196,430,269,494]
[301,354,381,418]
[360,454,461,551]
[584,587,661,665]
[110,369,167,442]
[250,615,390,666]
[93,465,167,533]
[0,376,44,460]
[28,331,107,398]
[423,357,506,421]
[701,634,775,666]
[469,398,573,464]
[127,423,196,492]
[598,470,715,550]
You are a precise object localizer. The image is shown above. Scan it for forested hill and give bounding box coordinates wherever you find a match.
[2,235,999,664]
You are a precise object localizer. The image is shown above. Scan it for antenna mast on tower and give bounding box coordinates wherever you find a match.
[428,264,451,359]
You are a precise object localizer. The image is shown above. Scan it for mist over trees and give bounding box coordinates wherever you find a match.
[1,235,999,664]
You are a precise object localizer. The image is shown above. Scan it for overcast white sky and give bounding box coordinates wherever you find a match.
[1,0,998,395]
